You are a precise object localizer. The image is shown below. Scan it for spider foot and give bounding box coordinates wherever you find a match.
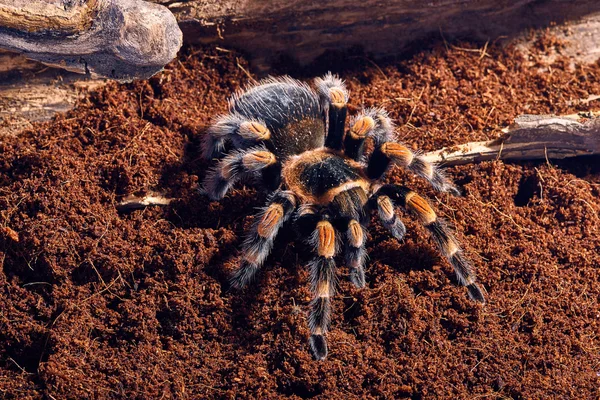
[229,260,258,289]
[467,283,486,304]
[309,334,328,361]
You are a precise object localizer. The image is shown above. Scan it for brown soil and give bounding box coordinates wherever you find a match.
[1,38,600,399]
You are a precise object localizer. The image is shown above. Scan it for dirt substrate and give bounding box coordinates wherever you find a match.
[1,38,600,399]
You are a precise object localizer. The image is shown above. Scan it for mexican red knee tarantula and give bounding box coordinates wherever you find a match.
[202,74,485,360]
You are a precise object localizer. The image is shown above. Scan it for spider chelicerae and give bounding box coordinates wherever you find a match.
[202,74,485,360]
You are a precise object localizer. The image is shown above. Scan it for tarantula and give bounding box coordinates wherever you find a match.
[202,74,485,360]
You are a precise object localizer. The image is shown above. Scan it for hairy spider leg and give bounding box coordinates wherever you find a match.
[315,73,349,151]
[304,210,339,361]
[374,184,485,303]
[329,187,370,288]
[202,114,272,160]
[366,113,460,195]
[203,147,280,200]
[230,190,296,288]
[371,193,407,240]
[344,112,374,161]
[344,219,368,288]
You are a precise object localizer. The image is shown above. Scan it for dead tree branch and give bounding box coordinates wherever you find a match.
[422,113,600,166]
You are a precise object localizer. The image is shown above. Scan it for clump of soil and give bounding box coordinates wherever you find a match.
[1,41,599,399]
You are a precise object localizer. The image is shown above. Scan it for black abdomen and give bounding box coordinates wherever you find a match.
[231,79,325,159]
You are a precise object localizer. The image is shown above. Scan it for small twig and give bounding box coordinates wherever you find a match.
[8,358,31,374]
[236,57,257,84]
[483,106,496,126]
[450,43,491,59]
[579,199,599,220]
[472,197,529,233]
[216,23,225,40]
[439,27,450,52]
[470,354,490,373]
[117,192,175,212]
[534,167,545,202]
[566,94,600,106]
[82,277,119,303]
[479,41,489,60]
[405,86,426,127]
[350,56,388,80]
[22,282,52,287]
[177,59,190,75]
[496,141,504,161]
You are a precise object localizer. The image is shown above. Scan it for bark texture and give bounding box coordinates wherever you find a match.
[156,0,600,71]
[2,0,600,136]
[423,113,600,166]
[0,0,182,80]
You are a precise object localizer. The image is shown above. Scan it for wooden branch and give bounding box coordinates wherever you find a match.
[0,0,182,80]
[422,113,600,166]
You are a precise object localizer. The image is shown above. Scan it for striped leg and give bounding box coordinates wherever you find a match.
[325,186,370,288]
[345,219,367,288]
[367,141,460,195]
[343,108,391,161]
[230,191,296,288]
[315,73,348,151]
[364,111,459,195]
[202,147,279,200]
[373,193,407,240]
[306,215,339,360]
[375,184,485,303]
[344,112,374,161]
[202,113,272,160]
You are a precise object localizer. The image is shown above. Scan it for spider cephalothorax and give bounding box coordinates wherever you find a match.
[202,74,485,360]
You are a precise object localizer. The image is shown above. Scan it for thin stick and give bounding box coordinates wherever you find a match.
[236,57,257,84]
[405,86,426,127]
